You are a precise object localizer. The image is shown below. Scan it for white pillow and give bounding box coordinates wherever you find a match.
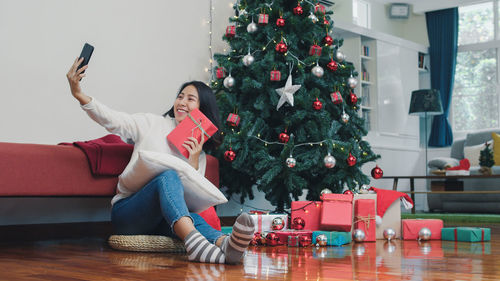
[464,141,492,166]
[122,150,227,213]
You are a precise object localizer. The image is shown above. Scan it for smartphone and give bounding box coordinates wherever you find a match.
[77,43,94,73]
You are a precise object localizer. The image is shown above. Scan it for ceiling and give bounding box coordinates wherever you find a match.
[371,0,489,13]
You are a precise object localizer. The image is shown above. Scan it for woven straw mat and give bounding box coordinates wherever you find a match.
[108,235,186,253]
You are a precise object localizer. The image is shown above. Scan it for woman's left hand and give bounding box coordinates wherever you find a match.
[182,134,204,170]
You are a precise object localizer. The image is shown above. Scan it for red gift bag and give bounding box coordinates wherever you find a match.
[353,199,376,242]
[320,193,353,231]
[166,108,218,158]
[291,201,322,231]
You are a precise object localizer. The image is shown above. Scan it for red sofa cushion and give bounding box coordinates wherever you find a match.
[0,142,221,230]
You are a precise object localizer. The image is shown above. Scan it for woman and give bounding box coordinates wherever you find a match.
[66,57,254,264]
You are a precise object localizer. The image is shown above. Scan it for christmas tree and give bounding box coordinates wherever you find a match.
[479,142,494,168]
[210,0,380,212]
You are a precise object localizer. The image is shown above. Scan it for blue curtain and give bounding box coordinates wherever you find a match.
[425,8,458,147]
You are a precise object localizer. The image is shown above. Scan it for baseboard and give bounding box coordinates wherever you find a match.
[0,221,113,242]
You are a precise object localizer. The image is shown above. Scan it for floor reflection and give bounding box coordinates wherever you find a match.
[241,239,493,280]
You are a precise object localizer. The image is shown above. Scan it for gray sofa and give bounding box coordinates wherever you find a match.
[427,128,500,213]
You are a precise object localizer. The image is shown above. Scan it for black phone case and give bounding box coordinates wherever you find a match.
[77,43,94,73]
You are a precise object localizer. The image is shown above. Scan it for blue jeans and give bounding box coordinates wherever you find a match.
[111,170,225,244]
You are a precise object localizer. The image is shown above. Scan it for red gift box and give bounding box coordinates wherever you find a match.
[354,199,376,242]
[226,113,240,127]
[216,67,226,79]
[402,219,443,240]
[330,91,343,104]
[309,45,322,56]
[315,3,326,14]
[320,194,353,232]
[291,201,322,231]
[270,70,281,81]
[274,230,313,246]
[225,26,236,38]
[258,13,269,25]
[166,108,218,158]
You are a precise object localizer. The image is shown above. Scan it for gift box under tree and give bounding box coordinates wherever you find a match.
[353,199,376,242]
[402,219,443,240]
[320,193,353,232]
[291,201,322,231]
[249,211,288,233]
[274,230,312,246]
[312,231,351,246]
[441,227,491,242]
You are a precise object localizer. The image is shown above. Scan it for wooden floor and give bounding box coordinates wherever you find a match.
[1,225,500,280]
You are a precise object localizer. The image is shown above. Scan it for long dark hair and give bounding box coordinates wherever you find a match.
[164,81,222,151]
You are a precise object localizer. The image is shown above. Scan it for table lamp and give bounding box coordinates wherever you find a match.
[409,89,443,175]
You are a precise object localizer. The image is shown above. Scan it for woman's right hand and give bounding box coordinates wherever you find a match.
[66,57,91,105]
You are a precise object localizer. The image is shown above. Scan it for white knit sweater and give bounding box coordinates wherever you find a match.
[81,97,206,205]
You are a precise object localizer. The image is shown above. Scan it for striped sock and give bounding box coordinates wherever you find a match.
[184,230,225,264]
[221,212,255,264]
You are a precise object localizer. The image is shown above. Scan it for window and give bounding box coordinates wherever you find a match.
[452,1,500,132]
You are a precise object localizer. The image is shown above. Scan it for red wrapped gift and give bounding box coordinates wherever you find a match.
[225,26,236,38]
[226,113,240,127]
[274,230,313,246]
[314,3,326,14]
[309,44,322,56]
[330,91,343,104]
[320,193,353,232]
[216,67,226,79]
[166,108,218,158]
[270,70,281,81]
[402,219,443,240]
[291,201,322,231]
[353,199,376,242]
[258,13,269,25]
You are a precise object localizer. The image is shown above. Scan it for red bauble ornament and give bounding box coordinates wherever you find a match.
[327,59,338,71]
[349,92,358,105]
[224,148,236,162]
[371,165,384,179]
[299,235,312,247]
[323,35,333,46]
[313,98,323,110]
[347,153,357,166]
[266,232,280,246]
[251,232,262,246]
[293,4,303,15]
[323,18,329,25]
[279,131,290,143]
[293,217,306,230]
[275,40,288,53]
[343,190,354,195]
[271,217,285,231]
[276,17,285,27]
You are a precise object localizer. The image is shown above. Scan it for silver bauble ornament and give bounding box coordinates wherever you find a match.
[247,22,258,33]
[359,184,370,194]
[320,188,332,195]
[315,234,328,247]
[223,75,235,88]
[348,76,358,89]
[383,228,396,241]
[353,229,366,242]
[311,64,324,77]
[308,13,318,23]
[335,51,346,63]
[242,53,255,66]
[323,153,336,168]
[418,227,432,241]
[341,112,350,123]
[286,156,296,168]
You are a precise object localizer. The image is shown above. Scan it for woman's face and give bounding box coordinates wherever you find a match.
[173,85,200,123]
